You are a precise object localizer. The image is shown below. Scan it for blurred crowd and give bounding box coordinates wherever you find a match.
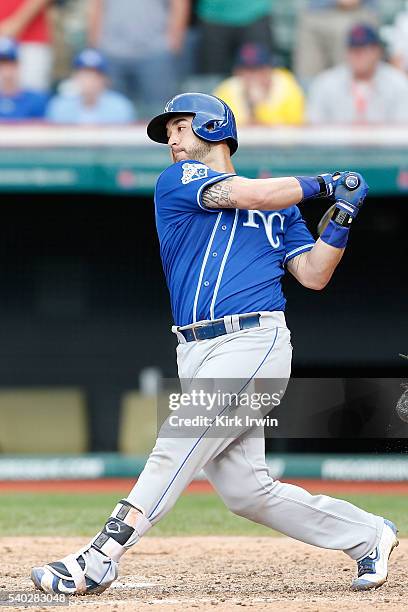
[1,0,408,125]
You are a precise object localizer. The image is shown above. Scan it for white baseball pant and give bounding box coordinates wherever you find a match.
[126,311,383,560]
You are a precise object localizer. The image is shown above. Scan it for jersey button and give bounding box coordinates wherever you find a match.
[212,252,218,257]
[221,225,227,230]
[204,281,210,287]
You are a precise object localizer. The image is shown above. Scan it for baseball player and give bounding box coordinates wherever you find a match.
[31,93,398,596]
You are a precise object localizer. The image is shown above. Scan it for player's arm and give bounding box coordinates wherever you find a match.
[202,174,336,211]
[168,0,190,53]
[286,241,344,290]
[0,0,53,38]
[88,0,103,47]
[287,172,368,290]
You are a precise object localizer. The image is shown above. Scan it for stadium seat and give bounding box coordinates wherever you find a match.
[119,391,158,455]
[0,389,88,453]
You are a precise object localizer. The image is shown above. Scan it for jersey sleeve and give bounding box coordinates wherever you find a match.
[283,206,315,266]
[155,161,235,223]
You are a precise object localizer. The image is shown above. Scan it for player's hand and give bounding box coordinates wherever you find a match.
[334,172,369,218]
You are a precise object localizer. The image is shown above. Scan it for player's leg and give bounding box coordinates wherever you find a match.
[242,15,274,53]
[135,51,180,119]
[294,10,328,86]
[198,20,236,75]
[104,55,133,100]
[204,426,397,590]
[31,421,238,595]
[120,320,291,521]
[30,318,289,595]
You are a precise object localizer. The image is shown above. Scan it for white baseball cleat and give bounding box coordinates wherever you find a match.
[31,498,151,596]
[351,519,399,591]
[31,548,118,595]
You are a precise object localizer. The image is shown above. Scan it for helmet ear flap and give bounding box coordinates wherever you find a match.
[205,120,217,133]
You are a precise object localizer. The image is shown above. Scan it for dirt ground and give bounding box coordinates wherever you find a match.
[1,536,407,612]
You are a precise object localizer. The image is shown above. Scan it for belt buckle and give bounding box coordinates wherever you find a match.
[191,323,205,341]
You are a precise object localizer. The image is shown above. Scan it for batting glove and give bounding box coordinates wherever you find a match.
[316,173,342,198]
[297,171,348,201]
[334,172,369,219]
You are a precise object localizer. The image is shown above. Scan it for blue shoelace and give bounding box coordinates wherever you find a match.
[357,556,376,577]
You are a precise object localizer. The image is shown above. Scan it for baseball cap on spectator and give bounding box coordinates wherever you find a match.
[0,38,18,62]
[235,43,273,69]
[348,24,382,48]
[73,48,108,73]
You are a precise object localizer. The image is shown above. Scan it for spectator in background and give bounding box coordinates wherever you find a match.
[46,48,135,124]
[198,0,273,76]
[0,0,54,92]
[214,43,305,126]
[0,37,48,120]
[50,0,87,84]
[388,2,408,75]
[307,24,408,124]
[295,0,378,86]
[88,0,190,118]
[179,0,200,85]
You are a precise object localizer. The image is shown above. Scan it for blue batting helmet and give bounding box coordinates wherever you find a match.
[73,48,108,74]
[147,92,238,155]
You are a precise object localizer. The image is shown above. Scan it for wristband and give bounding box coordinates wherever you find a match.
[335,198,359,219]
[296,176,322,200]
[332,206,354,227]
[320,219,350,249]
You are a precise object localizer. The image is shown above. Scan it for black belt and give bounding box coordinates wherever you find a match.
[179,313,261,342]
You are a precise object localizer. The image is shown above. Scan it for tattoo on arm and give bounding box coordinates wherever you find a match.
[202,178,238,209]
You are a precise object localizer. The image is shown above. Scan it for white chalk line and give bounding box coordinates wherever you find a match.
[111,582,156,589]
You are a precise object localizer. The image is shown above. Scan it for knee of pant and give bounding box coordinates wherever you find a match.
[224,486,274,521]
[225,494,258,519]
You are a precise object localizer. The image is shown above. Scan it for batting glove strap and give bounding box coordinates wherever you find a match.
[335,198,359,219]
[320,219,350,249]
[296,173,339,201]
[317,173,336,198]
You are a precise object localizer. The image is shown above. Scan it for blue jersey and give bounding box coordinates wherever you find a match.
[0,91,48,120]
[154,161,315,326]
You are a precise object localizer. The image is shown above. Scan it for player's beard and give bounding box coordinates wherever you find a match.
[186,140,212,163]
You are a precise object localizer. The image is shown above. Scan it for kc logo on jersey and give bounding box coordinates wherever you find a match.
[181,163,209,184]
[243,211,285,248]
